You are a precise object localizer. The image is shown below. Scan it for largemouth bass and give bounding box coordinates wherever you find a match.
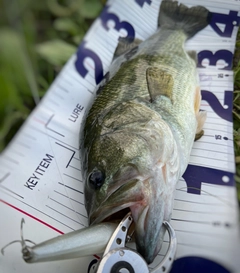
[81,0,209,264]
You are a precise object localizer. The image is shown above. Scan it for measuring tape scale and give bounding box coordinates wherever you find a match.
[0,0,240,272]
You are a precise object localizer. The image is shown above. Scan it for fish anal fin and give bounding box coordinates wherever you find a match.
[146,67,174,103]
[187,50,198,64]
[195,110,207,141]
[113,37,142,60]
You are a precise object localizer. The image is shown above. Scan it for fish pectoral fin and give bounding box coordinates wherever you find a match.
[187,50,198,64]
[194,86,201,114]
[113,37,142,60]
[195,110,207,141]
[194,85,207,141]
[146,67,174,103]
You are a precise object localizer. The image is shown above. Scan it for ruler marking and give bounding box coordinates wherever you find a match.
[0,199,71,233]
[54,190,84,205]
[33,116,46,125]
[204,134,216,138]
[173,207,228,215]
[93,37,114,60]
[63,173,82,182]
[53,91,64,100]
[204,127,233,134]
[22,133,37,141]
[176,242,225,249]
[81,73,95,88]
[28,125,79,150]
[176,188,232,199]
[67,74,82,85]
[55,142,76,153]
[3,156,19,165]
[68,165,81,171]
[190,154,232,163]
[204,134,233,142]
[45,113,57,127]
[0,185,24,199]
[16,141,31,149]
[121,3,153,34]
[46,205,85,226]
[55,142,76,168]
[174,198,222,206]
[55,142,78,169]
[194,140,233,148]
[58,182,83,194]
[49,197,87,218]
[10,149,25,157]
[171,218,211,225]
[187,162,229,171]
[45,115,65,137]
[79,76,95,91]
[66,154,76,169]
[47,127,65,137]
[192,147,233,155]
[56,84,69,93]
[48,98,59,107]
[87,88,94,94]
[206,119,233,125]
[0,173,10,183]
[175,229,233,238]
[201,183,233,189]
[61,77,73,86]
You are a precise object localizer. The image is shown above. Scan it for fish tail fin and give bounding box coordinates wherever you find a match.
[158,0,211,39]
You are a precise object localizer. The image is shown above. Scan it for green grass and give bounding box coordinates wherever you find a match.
[0,0,104,150]
[0,0,240,205]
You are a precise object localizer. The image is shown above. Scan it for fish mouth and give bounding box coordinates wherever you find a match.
[89,178,145,225]
[88,177,167,264]
[91,206,132,225]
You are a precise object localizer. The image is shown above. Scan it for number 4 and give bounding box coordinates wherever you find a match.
[210,10,240,38]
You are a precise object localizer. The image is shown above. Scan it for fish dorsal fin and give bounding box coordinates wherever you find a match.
[187,50,198,64]
[113,37,142,60]
[146,67,174,103]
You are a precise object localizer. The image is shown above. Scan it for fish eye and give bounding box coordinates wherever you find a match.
[88,169,105,190]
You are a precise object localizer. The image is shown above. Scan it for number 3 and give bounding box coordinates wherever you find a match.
[100,6,135,42]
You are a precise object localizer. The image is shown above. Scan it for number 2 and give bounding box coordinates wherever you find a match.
[201,90,233,122]
[183,165,234,195]
[75,41,104,85]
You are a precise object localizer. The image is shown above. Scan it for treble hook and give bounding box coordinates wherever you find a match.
[1,218,36,256]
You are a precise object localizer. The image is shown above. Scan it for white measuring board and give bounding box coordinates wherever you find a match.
[0,0,240,272]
